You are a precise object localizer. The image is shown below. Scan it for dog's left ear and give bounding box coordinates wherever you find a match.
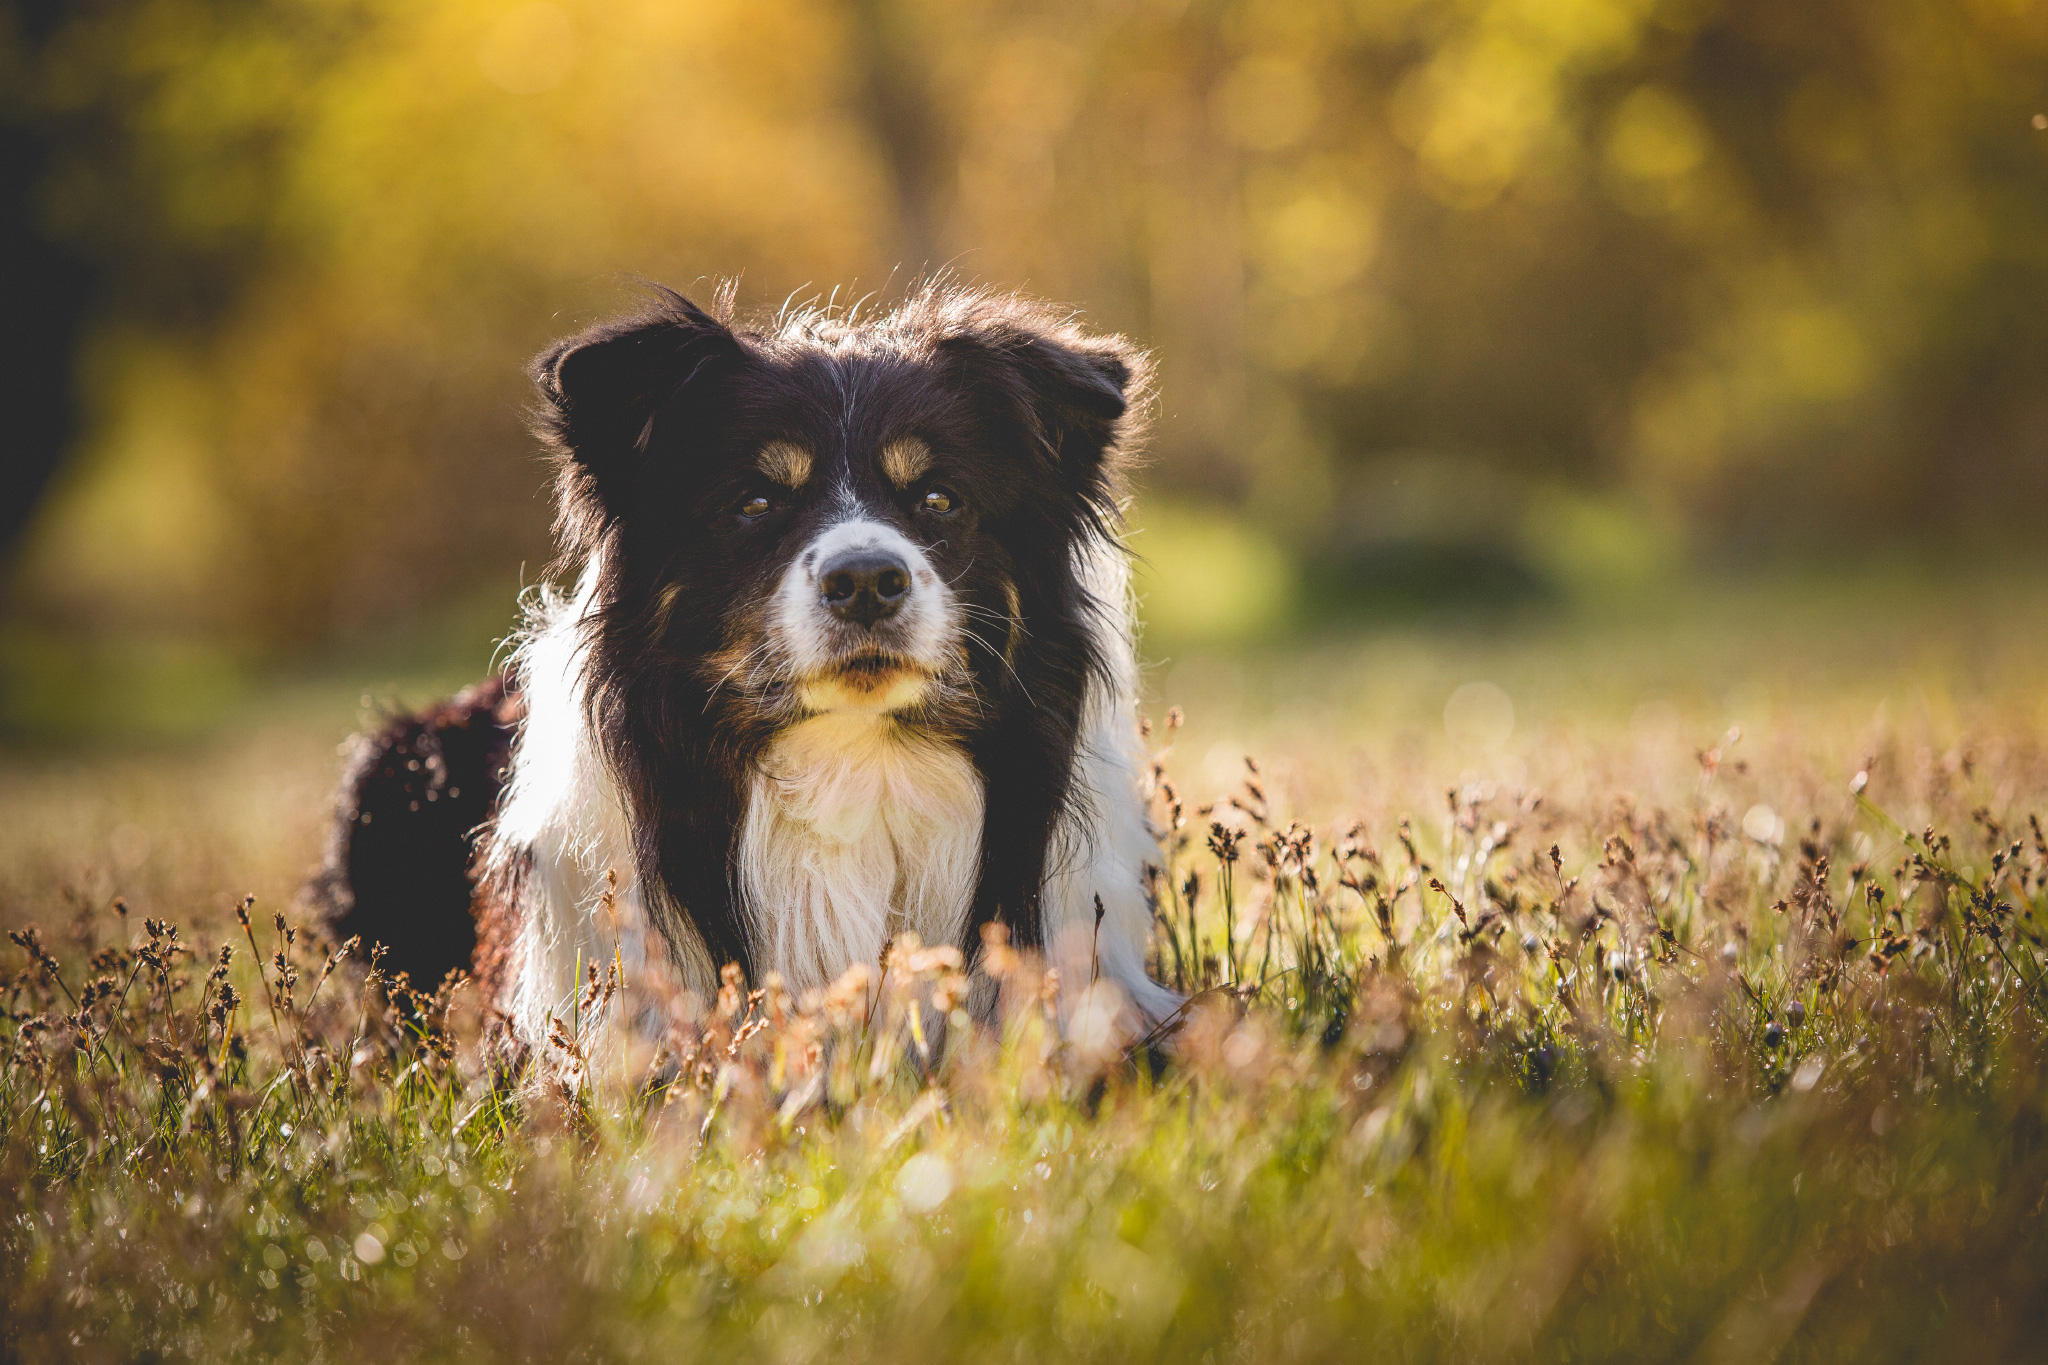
[935,302,1148,502]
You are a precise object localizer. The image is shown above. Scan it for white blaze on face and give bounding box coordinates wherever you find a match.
[769,511,955,714]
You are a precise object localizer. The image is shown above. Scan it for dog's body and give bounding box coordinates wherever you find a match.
[318,283,1174,1042]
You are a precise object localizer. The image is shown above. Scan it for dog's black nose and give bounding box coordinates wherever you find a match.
[819,550,910,627]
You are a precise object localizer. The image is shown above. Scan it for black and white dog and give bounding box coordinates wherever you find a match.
[318,283,1174,1045]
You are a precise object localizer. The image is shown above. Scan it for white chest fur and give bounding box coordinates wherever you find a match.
[736,714,984,995]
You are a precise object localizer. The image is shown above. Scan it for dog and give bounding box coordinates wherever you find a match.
[315,282,1176,1047]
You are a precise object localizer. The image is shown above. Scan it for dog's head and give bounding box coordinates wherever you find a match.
[532,283,1148,741]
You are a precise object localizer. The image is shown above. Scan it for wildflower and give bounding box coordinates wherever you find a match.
[1428,879,1467,925]
[977,922,1017,981]
[9,926,59,978]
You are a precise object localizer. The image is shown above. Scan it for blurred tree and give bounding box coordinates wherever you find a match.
[4,0,2047,683]
[0,0,97,556]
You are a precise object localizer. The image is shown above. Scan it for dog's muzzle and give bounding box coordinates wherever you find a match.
[773,517,953,714]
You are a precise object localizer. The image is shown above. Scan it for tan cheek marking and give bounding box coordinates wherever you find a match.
[1002,578,1023,668]
[880,437,932,487]
[757,441,813,488]
[697,603,774,690]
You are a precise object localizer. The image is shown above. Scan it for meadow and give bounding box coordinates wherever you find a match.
[5,571,2048,1363]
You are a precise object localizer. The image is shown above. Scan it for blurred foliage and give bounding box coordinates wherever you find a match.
[5,0,2048,675]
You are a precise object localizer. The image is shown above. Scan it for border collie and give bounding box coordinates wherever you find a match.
[317,282,1175,1047]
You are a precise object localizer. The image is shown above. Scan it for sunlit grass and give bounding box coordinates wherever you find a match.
[6,587,2048,1362]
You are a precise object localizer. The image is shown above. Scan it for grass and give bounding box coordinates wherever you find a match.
[6,576,2048,1363]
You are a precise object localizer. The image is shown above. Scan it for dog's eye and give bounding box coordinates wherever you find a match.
[921,487,958,515]
[738,495,774,520]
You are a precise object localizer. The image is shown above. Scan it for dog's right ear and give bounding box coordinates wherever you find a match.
[532,289,743,504]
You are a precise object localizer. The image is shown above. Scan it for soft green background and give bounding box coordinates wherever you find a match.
[5,0,2048,741]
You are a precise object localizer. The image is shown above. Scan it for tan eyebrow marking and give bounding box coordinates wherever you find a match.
[879,436,933,487]
[757,441,812,488]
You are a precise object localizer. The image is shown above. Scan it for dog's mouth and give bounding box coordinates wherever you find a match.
[828,650,922,687]
[840,651,901,676]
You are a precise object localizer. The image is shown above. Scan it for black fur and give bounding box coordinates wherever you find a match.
[536,285,1144,982]
[312,676,522,989]
[321,282,1147,993]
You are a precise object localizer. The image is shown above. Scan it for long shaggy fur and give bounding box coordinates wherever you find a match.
[315,280,1176,1046]
[311,675,523,992]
